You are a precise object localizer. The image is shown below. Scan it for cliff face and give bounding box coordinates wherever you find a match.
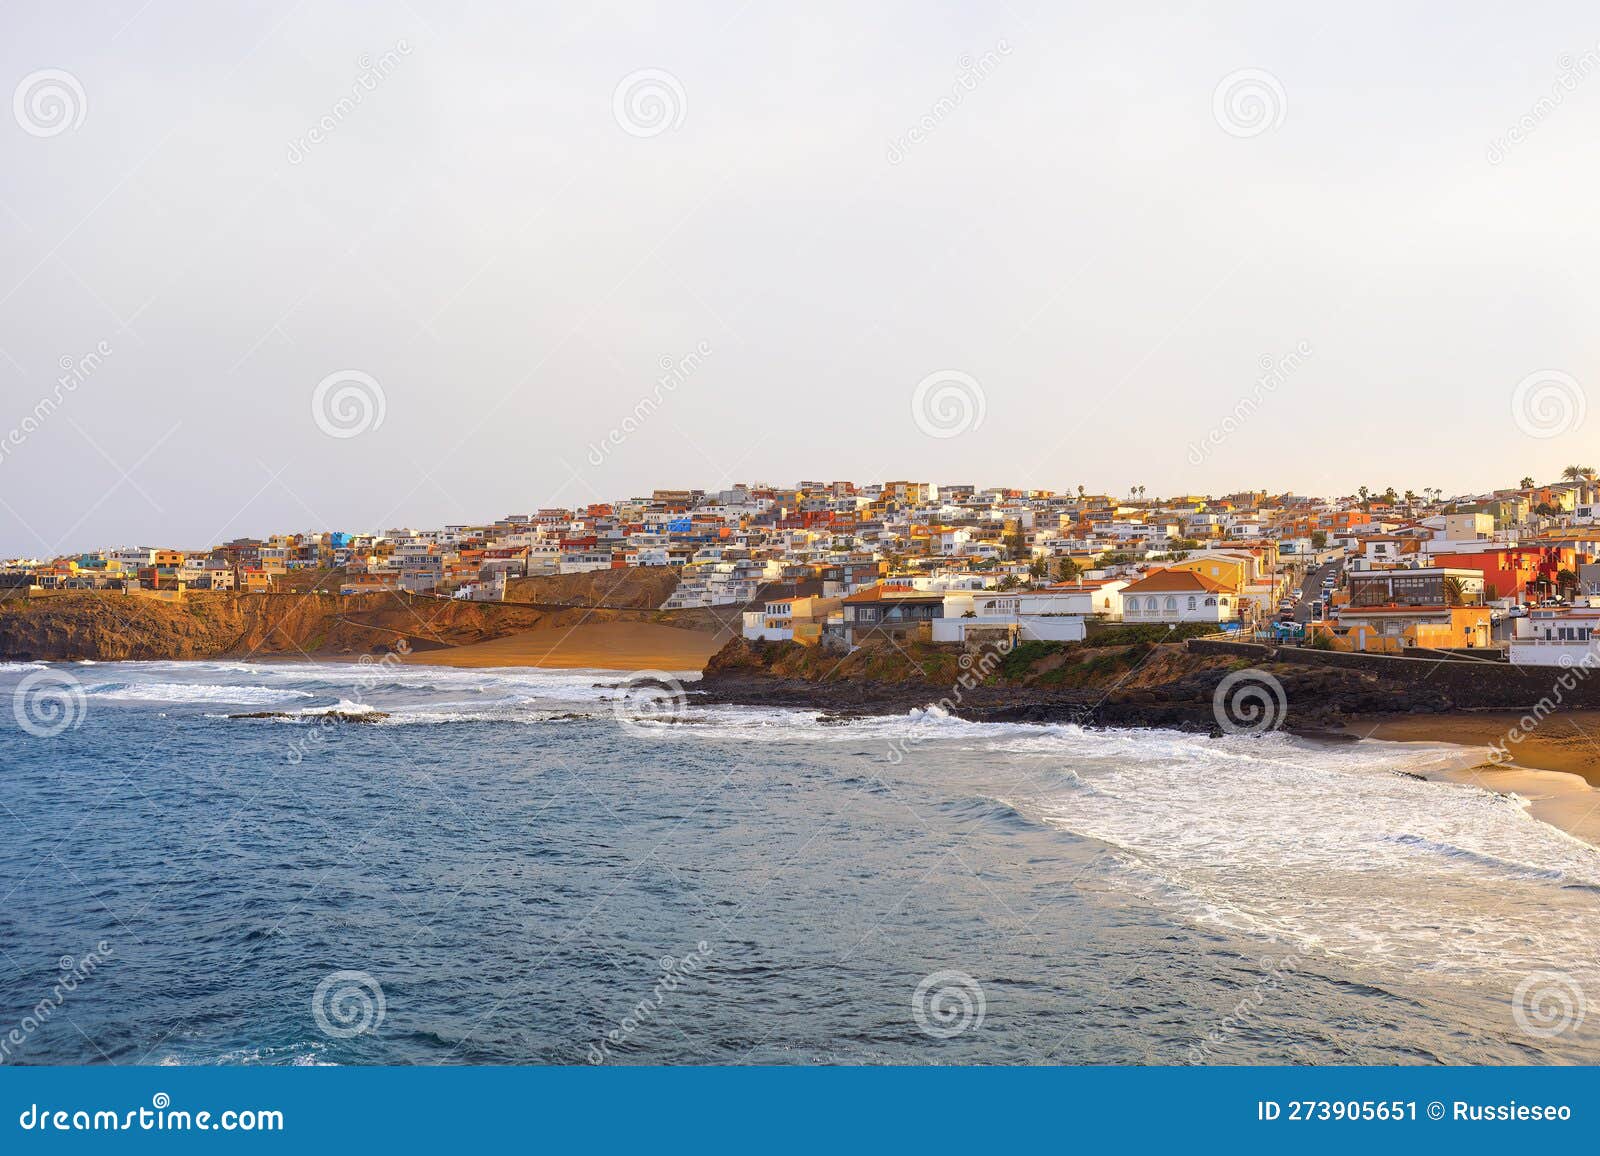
[0,592,554,662]
[505,567,680,609]
[0,568,719,663]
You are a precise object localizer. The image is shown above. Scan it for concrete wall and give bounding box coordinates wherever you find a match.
[1186,638,1600,710]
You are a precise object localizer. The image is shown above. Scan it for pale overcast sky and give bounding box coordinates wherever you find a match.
[3,2,1599,553]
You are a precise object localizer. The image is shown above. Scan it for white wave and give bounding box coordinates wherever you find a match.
[991,732,1600,983]
[86,682,314,706]
[289,698,385,717]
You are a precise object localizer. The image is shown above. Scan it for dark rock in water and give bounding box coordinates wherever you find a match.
[227,709,388,723]
[595,677,682,693]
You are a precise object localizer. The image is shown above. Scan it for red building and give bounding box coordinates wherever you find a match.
[1430,546,1574,601]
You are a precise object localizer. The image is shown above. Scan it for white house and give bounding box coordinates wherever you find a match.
[1118,570,1235,624]
[1509,604,1600,667]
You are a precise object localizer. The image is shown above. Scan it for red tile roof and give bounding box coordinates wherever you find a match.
[842,584,945,604]
[1120,569,1230,595]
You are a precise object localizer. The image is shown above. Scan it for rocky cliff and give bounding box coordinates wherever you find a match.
[0,568,720,663]
[696,637,1455,730]
[0,591,561,661]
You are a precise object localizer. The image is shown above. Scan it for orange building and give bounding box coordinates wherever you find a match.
[1430,546,1573,601]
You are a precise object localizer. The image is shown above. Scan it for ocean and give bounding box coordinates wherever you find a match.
[1,658,1597,1066]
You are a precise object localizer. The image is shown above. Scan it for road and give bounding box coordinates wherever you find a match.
[1293,558,1342,624]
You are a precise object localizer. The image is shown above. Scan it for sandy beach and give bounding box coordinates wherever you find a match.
[407,620,727,671]
[1347,712,1600,847]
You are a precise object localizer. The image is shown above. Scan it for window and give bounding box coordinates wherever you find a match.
[1146,596,1158,611]
[1187,596,1196,610]
[1164,596,1177,612]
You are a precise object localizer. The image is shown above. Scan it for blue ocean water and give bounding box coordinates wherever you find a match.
[1,658,1598,1066]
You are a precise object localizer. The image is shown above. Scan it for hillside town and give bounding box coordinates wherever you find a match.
[7,470,1600,666]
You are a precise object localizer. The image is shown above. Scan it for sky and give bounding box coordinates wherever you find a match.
[2,1,1599,555]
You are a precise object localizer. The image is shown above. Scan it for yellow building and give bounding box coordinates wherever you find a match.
[1314,606,1492,652]
[1166,553,1247,594]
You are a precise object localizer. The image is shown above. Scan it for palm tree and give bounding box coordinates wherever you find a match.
[1520,476,1535,489]
[1442,576,1465,607]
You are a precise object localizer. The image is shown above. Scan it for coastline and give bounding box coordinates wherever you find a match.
[10,609,1600,846]
[1342,712,1600,849]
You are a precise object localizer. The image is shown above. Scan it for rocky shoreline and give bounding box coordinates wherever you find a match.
[692,637,1458,734]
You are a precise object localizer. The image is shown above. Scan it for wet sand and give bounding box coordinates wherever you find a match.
[1348,712,1600,847]
[408,620,725,671]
